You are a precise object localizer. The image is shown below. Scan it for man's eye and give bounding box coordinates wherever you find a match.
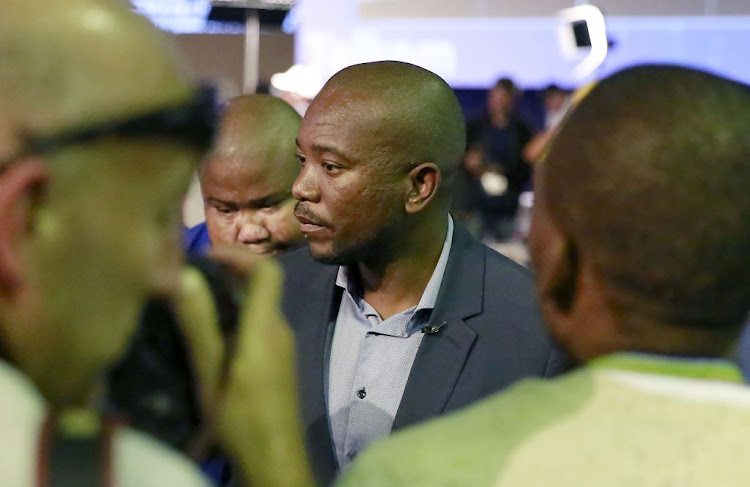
[323,162,339,173]
[296,154,306,164]
[217,207,234,214]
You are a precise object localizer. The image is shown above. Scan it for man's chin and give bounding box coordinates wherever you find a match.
[308,237,382,266]
[309,245,354,266]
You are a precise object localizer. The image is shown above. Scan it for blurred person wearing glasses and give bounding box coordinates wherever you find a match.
[0,0,312,485]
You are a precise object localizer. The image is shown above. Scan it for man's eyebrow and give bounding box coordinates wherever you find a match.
[296,138,350,160]
[248,191,291,208]
[207,192,290,209]
[313,143,348,158]
[205,196,236,207]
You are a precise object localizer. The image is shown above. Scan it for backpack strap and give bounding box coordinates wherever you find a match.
[37,412,117,487]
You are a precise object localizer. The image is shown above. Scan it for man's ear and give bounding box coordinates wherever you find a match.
[548,239,579,313]
[405,163,440,214]
[535,233,580,343]
[0,158,48,291]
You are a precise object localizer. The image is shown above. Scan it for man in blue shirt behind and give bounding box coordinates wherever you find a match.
[185,94,305,256]
[112,94,307,486]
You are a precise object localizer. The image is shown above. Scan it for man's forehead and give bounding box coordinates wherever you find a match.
[310,83,386,116]
[203,151,295,191]
[202,160,291,205]
[205,152,269,178]
[217,112,298,155]
[302,89,385,139]
[214,128,294,160]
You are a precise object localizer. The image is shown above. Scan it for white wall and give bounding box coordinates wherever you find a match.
[359,0,750,18]
[295,0,750,87]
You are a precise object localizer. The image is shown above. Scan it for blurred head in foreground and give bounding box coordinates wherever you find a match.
[530,65,750,363]
[0,0,211,406]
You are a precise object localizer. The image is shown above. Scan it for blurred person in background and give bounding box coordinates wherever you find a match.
[524,83,573,165]
[458,77,536,242]
[337,65,750,485]
[184,94,305,256]
[541,83,572,131]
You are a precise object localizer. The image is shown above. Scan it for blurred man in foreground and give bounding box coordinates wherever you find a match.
[337,65,750,485]
[0,0,213,483]
[0,0,312,485]
[185,94,305,256]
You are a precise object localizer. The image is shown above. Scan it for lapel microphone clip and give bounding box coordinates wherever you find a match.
[421,321,447,335]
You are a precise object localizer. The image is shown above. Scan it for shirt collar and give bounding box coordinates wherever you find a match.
[589,352,744,384]
[336,215,455,315]
[413,215,454,313]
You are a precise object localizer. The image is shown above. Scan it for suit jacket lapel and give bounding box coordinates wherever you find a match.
[287,261,340,482]
[392,225,484,431]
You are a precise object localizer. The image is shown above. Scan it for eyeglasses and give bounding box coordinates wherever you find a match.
[0,85,217,169]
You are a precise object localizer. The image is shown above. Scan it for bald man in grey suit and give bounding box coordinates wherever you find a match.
[279,61,567,484]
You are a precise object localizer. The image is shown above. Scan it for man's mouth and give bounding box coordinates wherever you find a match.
[294,204,327,233]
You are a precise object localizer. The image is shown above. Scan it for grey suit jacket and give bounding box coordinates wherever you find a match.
[279,224,568,485]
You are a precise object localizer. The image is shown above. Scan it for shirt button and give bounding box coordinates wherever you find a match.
[357,387,366,399]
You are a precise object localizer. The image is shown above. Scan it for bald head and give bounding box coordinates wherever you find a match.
[203,94,301,182]
[539,65,750,333]
[316,61,466,180]
[200,95,304,253]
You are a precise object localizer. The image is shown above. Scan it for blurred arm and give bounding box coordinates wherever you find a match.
[215,257,314,487]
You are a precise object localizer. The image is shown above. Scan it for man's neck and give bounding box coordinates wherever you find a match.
[356,216,449,320]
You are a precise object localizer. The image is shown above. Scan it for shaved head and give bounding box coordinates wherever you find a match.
[538,65,750,333]
[199,94,304,254]
[202,94,301,185]
[317,61,466,182]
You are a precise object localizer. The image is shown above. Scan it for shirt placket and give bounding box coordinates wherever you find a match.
[340,317,381,465]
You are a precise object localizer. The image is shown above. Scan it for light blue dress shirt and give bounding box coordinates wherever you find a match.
[327,216,455,470]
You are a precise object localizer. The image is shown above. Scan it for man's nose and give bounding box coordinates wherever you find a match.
[292,164,320,203]
[236,212,270,244]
